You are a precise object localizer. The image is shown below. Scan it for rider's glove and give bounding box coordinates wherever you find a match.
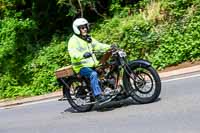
[83,52,92,58]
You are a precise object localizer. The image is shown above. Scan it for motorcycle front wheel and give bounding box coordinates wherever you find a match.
[123,65,161,104]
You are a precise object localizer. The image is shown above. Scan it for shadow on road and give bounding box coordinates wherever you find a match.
[63,97,161,113]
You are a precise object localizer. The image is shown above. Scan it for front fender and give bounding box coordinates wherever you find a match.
[128,59,151,68]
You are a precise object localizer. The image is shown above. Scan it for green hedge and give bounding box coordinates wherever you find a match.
[0,35,70,98]
[92,0,200,69]
[1,0,200,99]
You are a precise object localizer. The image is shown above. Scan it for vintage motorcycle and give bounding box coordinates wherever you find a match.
[55,46,161,112]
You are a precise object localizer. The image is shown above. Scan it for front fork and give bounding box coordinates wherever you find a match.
[122,60,152,94]
[123,59,152,81]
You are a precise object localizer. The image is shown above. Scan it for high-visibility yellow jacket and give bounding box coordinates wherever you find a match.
[68,34,110,73]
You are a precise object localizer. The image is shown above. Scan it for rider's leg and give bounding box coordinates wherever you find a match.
[79,67,102,96]
[80,67,110,103]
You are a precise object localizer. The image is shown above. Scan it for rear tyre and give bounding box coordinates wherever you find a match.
[123,65,161,104]
[65,77,94,112]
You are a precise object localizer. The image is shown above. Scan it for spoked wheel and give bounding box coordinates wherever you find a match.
[134,71,154,94]
[123,65,161,104]
[65,77,94,112]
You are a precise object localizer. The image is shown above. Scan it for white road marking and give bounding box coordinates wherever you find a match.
[18,98,58,107]
[162,74,200,83]
[0,98,58,110]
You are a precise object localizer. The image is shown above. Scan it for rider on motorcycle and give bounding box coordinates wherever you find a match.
[68,18,111,103]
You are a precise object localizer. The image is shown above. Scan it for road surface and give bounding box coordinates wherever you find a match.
[0,72,200,133]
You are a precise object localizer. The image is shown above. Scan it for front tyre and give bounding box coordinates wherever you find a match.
[123,65,161,104]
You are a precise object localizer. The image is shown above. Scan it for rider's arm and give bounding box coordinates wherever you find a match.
[91,37,111,52]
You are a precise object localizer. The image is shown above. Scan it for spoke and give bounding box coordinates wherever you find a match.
[69,79,93,106]
[128,68,156,98]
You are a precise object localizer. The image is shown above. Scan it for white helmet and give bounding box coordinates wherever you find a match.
[72,18,89,35]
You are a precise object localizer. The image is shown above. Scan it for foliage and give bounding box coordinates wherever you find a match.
[0,12,37,77]
[0,34,70,98]
[23,35,70,96]
[57,0,110,20]
[92,15,159,60]
[149,14,200,69]
[0,0,200,99]
[92,0,200,69]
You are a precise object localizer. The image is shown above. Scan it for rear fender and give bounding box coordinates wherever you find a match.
[57,76,75,89]
[57,76,77,96]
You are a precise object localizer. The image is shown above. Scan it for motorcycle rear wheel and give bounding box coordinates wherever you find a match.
[64,77,94,112]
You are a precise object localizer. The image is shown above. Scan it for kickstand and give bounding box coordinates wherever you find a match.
[58,97,68,101]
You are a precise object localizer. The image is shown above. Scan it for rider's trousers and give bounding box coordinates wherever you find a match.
[79,67,102,96]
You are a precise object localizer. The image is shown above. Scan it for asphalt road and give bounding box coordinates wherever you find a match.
[0,72,200,133]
